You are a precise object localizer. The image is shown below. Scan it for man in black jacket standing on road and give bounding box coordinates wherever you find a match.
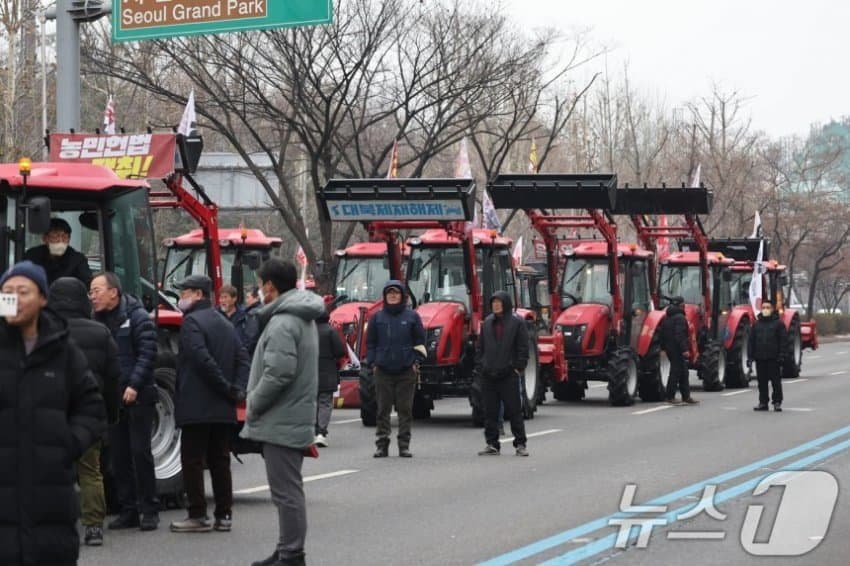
[661,296,697,405]
[49,277,121,548]
[476,291,530,457]
[748,300,788,412]
[170,275,250,533]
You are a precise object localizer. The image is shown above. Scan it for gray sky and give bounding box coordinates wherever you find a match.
[503,0,848,138]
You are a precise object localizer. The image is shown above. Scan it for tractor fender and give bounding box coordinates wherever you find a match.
[801,320,818,350]
[723,307,752,350]
[537,331,567,383]
[515,307,536,322]
[636,310,666,358]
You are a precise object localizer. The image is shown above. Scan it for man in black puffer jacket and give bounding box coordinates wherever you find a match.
[49,277,121,548]
[475,291,530,456]
[0,261,105,566]
[171,275,250,533]
[90,271,160,531]
[315,308,346,448]
[748,300,788,412]
[661,296,697,405]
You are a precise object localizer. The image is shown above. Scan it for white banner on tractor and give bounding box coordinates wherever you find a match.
[749,238,765,312]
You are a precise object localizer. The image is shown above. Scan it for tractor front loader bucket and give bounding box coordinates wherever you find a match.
[613,186,713,216]
[487,174,617,210]
[679,238,770,262]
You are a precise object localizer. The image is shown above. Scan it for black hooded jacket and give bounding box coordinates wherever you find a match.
[23,244,92,286]
[476,291,530,379]
[49,277,121,424]
[0,309,105,565]
[365,280,426,374]
[660,304,689,355]
[317,312,347,392]
[748,312,788,362]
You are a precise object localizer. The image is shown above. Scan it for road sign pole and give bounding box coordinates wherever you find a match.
[55,0,80,132]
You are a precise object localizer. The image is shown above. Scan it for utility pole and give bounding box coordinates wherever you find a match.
[46,0,111,132]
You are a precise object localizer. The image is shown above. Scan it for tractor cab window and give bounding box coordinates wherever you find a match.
[629,260,651,311]
[161,246,207,295]
[21,206,104,279]
[407,245,468,309]
[561,257,611,307]
[334,255,390,303]
[109,189,157,311]
[477,246,515,314]
[658,264,703,306]
[715,266,733,310]
[728,270,764,307]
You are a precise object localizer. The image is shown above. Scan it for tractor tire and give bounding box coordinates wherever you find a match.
[698,340,726,392]
[469,376,485,427]
[638,331,668,402]
[521,325,542,419]
[359,368,377,427]
[783,318,802,379]
[552,380,586,401]
[606,347,639,406]
[412,390,432,420]
[724,322,751,388]
[151,367,184,507]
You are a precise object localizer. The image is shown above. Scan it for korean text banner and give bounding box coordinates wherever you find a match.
[49,133,177,180]
[326,200,466,222]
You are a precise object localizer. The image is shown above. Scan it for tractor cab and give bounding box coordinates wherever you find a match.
[333,242,395,304]
[516,263,550,331]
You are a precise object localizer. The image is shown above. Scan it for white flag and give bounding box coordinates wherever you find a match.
[454,137,472,178]
[690,163,702,188]
[102,96,115,135]
[748,239,764,312]
[512,235,524,266]
[178,90,197,136]
[346,343,361,370]
[750,210,762,239]
[482,189,502,232]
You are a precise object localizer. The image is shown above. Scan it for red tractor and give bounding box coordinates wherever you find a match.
[317,178,542,426]
[613,186,731,392]
[488,174,667,406]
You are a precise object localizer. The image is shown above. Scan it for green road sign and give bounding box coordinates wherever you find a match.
[113,0,332,42]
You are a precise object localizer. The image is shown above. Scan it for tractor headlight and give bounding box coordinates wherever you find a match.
[426,327,443,355]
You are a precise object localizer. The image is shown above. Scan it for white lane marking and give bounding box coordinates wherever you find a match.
[234,469,359,494]
[837,351,847,355]
[722,389,752,396]
[807,355,822,359]
[784,408,814,412]
[331,418,362,425]
[589,384,607,389]
[501,428,562,443]
[785,378,809,383]
[830,371,847,376]
[632,405,674,415]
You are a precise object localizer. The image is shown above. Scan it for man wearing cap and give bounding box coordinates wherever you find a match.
[365,280,426,458]
[0,261,105,565]
[661,296,698,405]
[170,275,250,533]
[23,217,93,285]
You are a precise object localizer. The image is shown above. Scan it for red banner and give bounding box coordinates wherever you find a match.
[49,133,178,180]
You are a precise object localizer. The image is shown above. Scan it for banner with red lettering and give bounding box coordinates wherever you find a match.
[49,133,178,180]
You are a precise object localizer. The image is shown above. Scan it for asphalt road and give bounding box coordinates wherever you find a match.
[80,341,850,566]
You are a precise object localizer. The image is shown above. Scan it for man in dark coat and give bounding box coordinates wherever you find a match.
[49,277,121,547]
[661,296,697,405]
[365,280,426,458]
[219,283,260,356]
[748,300,788,412]
[314,308,346,447]
[0,261,105,565]
[23,217,92,285]
[475,291,530,456]
[90,271,160,531]
[170,275,250,533]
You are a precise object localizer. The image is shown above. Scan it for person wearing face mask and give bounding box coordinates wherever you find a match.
[24,217,93,285]
[169,275,249,533]
[661,296,698,405]
[748,300,788,412]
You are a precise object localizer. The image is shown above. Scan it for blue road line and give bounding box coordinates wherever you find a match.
[479,424,850,566]
[542,436,850,565]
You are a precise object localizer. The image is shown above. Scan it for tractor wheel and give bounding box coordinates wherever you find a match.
[359,368,377,427]
[522,325,542,419]
[699,340,726,392]
[412,390,432,420]
[607,347,639,406]
[552,380,586,401]
[783,318,802,379]
[469,376,485,427]
[151,367,184,507]
[724,322,751,388]
[638,331,669,402]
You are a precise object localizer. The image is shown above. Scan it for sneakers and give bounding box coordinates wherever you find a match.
[478,445,500,456]
[681,397,699,405]
[754,404,769,411]
[399,448,413,458]
[214,515,232,532]
[373,446,389,458]
[170,516,212,533]
[515,445,529,457]
[140,513,159,531]
[314,434,328,447]
[84,525,103,546]
[107,512,139,530]
[773,403,783,412]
